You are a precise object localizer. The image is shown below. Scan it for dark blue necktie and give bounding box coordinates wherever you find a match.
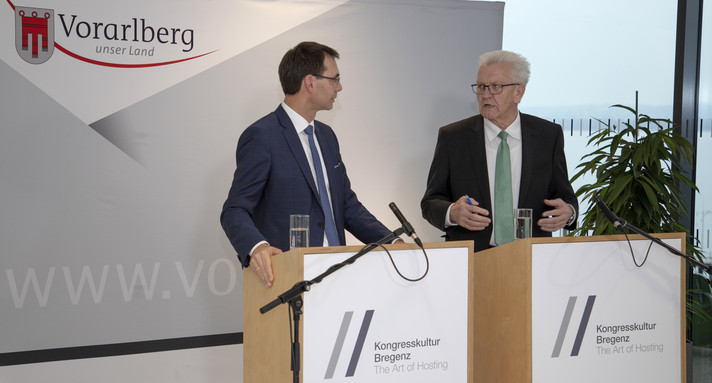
[305,125,340,246]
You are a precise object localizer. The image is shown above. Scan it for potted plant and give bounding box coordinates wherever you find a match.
[571,91,698,241]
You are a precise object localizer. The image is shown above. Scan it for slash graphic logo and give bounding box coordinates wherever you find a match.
[551,295,597,358]
[324,310,375,379]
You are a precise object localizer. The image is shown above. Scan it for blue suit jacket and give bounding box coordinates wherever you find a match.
[421,113,578,252]
[221,105,392,267]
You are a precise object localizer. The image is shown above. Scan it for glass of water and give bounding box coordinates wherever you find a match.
[514,208,532,240]
[289,214,309,248]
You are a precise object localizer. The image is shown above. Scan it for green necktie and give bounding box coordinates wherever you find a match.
[494,130,514,245]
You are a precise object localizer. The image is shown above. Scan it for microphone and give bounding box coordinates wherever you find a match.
[389,202,423,247]
[593,195,625,232]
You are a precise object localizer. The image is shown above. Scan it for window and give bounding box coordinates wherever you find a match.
[696,0,712,263]
[500,0,677,234]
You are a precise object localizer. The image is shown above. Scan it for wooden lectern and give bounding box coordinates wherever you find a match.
[243,241,474,383]
[472,234,687,383]
[244,234,685,382]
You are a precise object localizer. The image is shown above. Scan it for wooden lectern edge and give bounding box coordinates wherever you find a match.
[473,238,533,382]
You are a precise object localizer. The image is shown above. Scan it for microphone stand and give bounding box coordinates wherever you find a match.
[617,219,712,285]
[259,227,405,383]
[594,195,711,285]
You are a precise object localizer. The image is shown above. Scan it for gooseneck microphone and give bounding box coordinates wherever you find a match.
[593,196,712,285]
[389,202,423,247]
[593,195,625,232]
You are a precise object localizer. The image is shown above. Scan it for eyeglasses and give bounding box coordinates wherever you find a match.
[471,83,519,95]
[313,74,341,85]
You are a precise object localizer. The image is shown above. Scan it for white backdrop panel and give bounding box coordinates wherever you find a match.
[0,0,503,374]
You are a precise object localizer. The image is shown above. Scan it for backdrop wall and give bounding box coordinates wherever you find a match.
[0,0,503,381]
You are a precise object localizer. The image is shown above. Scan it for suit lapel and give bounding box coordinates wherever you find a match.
[468,117,492,209]
[519,114,535,206]
[314,123,343,223]
[276,106,319,197]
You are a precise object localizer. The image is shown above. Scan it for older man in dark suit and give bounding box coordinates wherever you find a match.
[421,50,578,252]
[221,42,396,288]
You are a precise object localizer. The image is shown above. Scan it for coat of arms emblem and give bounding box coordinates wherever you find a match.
[15,6,55,64]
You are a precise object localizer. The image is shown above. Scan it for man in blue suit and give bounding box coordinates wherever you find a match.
[221,42,397,288]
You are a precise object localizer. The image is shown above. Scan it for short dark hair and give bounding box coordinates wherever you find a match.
[278,42,339,95]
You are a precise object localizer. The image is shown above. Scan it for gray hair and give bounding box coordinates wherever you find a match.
[478,50,530,85]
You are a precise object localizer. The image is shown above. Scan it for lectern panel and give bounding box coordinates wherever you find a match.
[531,237,684,383]
[302,247,470,383]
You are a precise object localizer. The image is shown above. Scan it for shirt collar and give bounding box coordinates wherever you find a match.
[484,113,522,143]
[282,102,313,134]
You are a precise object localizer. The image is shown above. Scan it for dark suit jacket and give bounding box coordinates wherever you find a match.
[221,105,392,267]
[421,113,578,252]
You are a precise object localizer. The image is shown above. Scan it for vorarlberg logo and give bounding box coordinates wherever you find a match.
[324,310,375,379]
[8,0,215,67]
[14,5,54,64]
[551,295,597,358]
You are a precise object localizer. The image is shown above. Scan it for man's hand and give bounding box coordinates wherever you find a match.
[537,198,574,232]
[250,243,283,288]
[450,195,491,231]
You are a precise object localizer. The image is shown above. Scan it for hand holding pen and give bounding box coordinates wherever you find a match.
[450,195,491,231]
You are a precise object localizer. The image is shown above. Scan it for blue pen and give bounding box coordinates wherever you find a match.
[465,195,479,216]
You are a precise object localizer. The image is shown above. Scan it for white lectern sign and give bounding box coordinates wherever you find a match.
[302,247,469,383]
[532,238,683,383]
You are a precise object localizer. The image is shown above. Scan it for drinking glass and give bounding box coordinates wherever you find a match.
[289,214,309,248]
[514,208,533,240]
